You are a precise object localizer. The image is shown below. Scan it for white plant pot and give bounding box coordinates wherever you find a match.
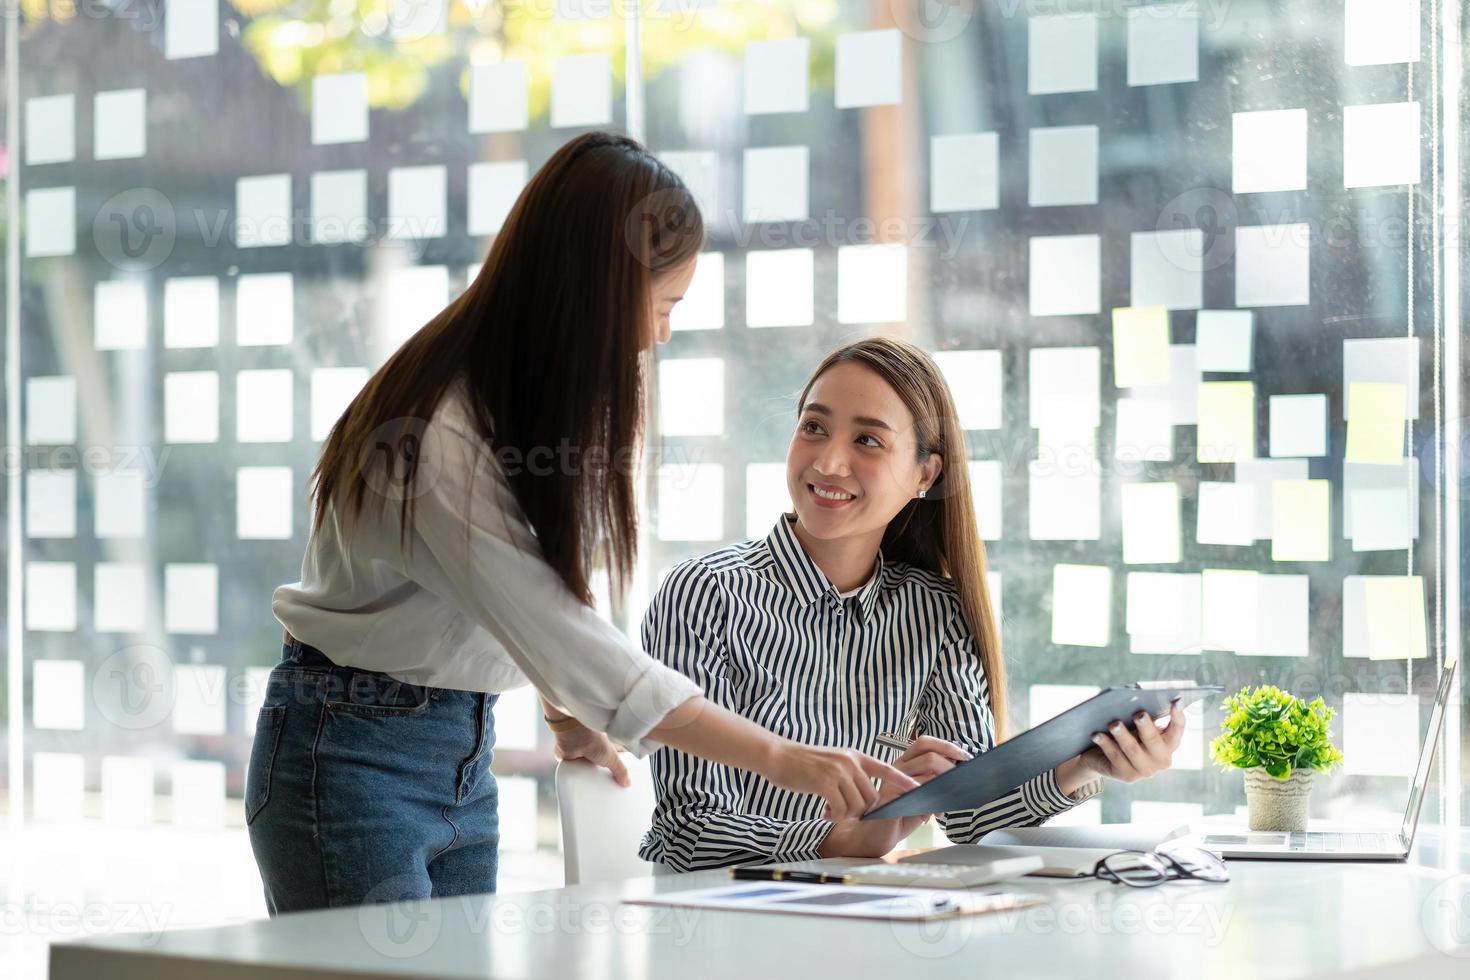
[1244,767,1314,832]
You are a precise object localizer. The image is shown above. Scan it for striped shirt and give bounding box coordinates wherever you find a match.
[639,516,1097,872]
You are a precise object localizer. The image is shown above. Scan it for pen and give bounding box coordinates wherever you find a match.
[875,732,914,752]
[729,867,853,884]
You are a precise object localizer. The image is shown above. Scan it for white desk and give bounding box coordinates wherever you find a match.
[50,827,1470,979]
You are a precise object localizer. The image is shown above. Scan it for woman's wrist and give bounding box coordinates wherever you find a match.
[1054,756,1096,796]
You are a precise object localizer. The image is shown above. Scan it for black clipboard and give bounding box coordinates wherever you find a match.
[863,684,1222,821]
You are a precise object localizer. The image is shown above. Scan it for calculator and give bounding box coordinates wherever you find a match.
[840,855,1043,888]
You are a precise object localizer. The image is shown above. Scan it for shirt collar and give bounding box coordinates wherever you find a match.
[764,517,887,622]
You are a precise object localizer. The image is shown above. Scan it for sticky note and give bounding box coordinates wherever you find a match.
[1365,575,1428,660]
[1271,479,1330,561]
[237,466,294,540]
[1125,571,1202,654]
[1195,481,1256,546]
[235,174,291,248]
[1029,13,1097,94]
[1239,573,1310,656]
[26,187,76,257]
[1131,229,1204,310]
[385,265,448,347]
[387,165,447,239]
[1346,458,1418,543]
[173,665,227,735]
[101,756,154,826]
[745,248,813,327]
[1342,693,1419,776]
[1030,125,1098,207]
[1234,458,1309,539]
[1029,346,1100,429]
[931,132,999,213]
[1201,569,1259,651]
[94,279,148,350]
[1232,109,1308,193]
[164,276,219,349]
[1121,482,1181,564]
[659,358,724,436]
[1197,381,1256,462]
[1344,337,1419,419]
[743,146,808,223]
[1269,393,1328,457]
[745,462,790,539]
[312,72,368,145]
[172,760,226,829]
[1029,234,1101,317]
[311,367,369,441]
[745,38,809,115]
[658,150,717,224]
[469,60,528,133]
[1126,2,1199,86]
[164,563,218,634]
[1235,223,1311,307]
[1346,381,1406,464]
[236,272,295,346]
[236,370,294,444]
[94,562,146,633]
[1133,345,1200,424]
[935,350,1003,430]
[837,244,906,324]
[1344,102,1420,188]
[835,29,900,108]
[969,460,1003,541]
[33,660,84,729]
[311,169,369,245]
[32,753,83,823]
[1349,488,1412,552]
[26,94,74,165]
[164,371,219,443]
[551,53,611,128]
[165,0,218,59]
[1112,307,1171,388]
[1345,0,1420,65]
[657,464,724,541]
[95,471,146,539]
[26,470,76,539]
[1050,564,1113,647]
[1115,397,1173,462]
[468,160,528,237]
[95,88,146,160]
[27,562,76,631]
[1029,461,1101,540]
[671,252,725,332]
[26,376,76,445]
[1195,310,1253,372]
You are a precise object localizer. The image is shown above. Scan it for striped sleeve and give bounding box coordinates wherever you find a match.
[916,630,1085,843]
[636,561,833,871]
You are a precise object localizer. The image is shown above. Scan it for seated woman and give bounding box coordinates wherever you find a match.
[639,337,1186,871]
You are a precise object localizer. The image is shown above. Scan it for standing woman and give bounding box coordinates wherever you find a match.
[248,132,913,914]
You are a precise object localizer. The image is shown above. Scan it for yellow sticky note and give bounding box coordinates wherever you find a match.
[1197,381,1256,463]
[1271,479,1330,562]
[1365,575,1428,660]
[1112,307,1171,388]
[1346,381,1406,465]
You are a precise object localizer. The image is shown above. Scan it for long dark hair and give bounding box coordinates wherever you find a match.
[796,338,1008,736]
[311,132,704,603]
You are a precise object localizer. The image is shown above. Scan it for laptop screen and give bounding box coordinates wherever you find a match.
[1400,657,1458,843]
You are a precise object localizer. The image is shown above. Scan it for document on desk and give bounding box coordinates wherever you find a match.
[624,881,1047,922]
[980,822,1192,852]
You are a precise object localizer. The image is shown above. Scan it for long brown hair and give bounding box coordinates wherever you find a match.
[311,132,704,603]
[796,337,1008,737]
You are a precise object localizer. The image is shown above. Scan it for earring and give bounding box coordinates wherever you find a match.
[917,488,928,499]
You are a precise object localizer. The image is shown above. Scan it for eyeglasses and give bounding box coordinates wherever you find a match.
[1092,847,1229,888]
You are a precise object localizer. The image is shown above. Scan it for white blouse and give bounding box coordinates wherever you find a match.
[272,381,703,755]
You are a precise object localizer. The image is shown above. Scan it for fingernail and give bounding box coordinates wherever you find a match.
[1091,733,1105,745]
[1110,721,1124,732]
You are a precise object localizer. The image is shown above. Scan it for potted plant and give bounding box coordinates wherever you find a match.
[1209,685,1344,832]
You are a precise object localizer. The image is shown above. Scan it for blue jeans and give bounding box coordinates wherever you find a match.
[246,638,500,914]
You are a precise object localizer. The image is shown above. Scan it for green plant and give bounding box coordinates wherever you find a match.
[1209,686,1344,780]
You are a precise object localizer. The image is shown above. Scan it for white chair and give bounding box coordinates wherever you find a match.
[555,754,661,886]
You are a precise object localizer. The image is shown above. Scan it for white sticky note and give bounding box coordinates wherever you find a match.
[1235,224,1311,307]
[26,187,76,257]
[26,562,77,632]
[1269,394,1327,458]
[1345,458,1419,540]
[172,760,226,830]
[1050,564,1113,647]
[657,463,724,541]
[1271,479,1330,562]
[1201,569,1259,651]
[837,244,906,324]
[1344,102,1420,188]
[235,174,291,248]
[1029,125,1098,207]
[1343,693,1419,776]
[237,466,294,540]
[236,272,295,346]
[496,775,539,853]
[388,165,447,239]
[165,0,217,59]
[1115,397,1173,462]
[1028,13,1097,94]
[1345,0,1420,65]
[95,470,146,539]
[236,369,294,443]
[1234,458,1309,539]
[671,252,724,332]
[745,462,790,540]
[27,469,76,538]
[312,72,368,145]
[95,89,146,160]
[1131,229,1204,310]
[1239,573,1309,656]
[1125,571,1202,654]
[469,60,528,133]
[1346,381,1407,464]
[745,248,814,327]
[94,279,148,350]
[969,460,1003,541]
[1112,307,1171,388]
[551,53,612,128]
[26,376,76,445]
[390,0,445,38]
[310,169,369,245]
[743,146,808,223]
[931,132,999,212]
[1029,346,1100,429]
[1195,310,1252,372]
[1122,482,1181,564]
[1232,109,1308,193]
[385,265,448,348]
[164,371,219,443]
[935,350,1003,430]
[163,276,219,349]
[1366,576,1428,660]
[1195,481,1256,546]
[311,367,369,441]
[102,756,155,826]
[94,562,146,634]
[468,160,527,237]
[1344,337,1419,419]
[658,150,718,224]
[26,94,75,165]
[164,563,218,634]
[32,753,84,824]
[1197,381,1255,463]
[1029,462,1101,540]
[33,660,84,729]
[659,358,725,437]
[1132,345,1200,424]
[173,665,228,736]
[836,28,900,108]
[1350,488,1413,551]
[1126,2,1199,86]
[1029,234,1101,317]
[745,37,809,115]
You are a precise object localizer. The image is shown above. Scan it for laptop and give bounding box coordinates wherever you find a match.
[1196,656,1457,861]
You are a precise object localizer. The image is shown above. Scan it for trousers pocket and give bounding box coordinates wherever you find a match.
[245,704,287,825]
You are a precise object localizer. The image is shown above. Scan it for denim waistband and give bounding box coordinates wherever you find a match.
[283,636,339,670]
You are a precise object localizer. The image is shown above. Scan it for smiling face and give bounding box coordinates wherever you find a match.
[786,361,942,547]
[645,256,697,348]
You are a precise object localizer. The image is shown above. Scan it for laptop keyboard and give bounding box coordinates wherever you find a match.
[1203,831,1397,852]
